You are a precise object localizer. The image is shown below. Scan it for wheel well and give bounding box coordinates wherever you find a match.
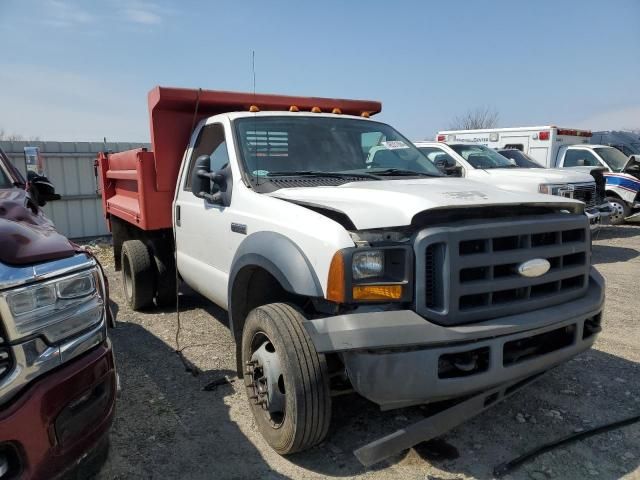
[230,266,307,373]
[605,191,622,200]
[110,216,174,271]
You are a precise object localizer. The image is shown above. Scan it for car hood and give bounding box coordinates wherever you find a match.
[267,178,583,229]
[478,168,593,184]
[0,189,75,265]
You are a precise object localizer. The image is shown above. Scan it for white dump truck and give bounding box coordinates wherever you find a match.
[97,87,605,464]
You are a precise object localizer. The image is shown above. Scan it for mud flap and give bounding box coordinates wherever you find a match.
[354,373,545,466]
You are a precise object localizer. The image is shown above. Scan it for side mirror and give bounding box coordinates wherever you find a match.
[449,165,463,177]
[27,171,61,207]
[191,155,212,198]
[191,155,227,205]
[435,158,462,177]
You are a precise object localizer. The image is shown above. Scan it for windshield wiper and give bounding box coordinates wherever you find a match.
[265,170,380,179]
[368,168,441,177]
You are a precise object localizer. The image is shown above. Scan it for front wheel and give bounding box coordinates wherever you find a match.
[241,303,331,454]
[606,197,630,225]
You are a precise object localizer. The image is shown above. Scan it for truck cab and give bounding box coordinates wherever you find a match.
[98,87,605,462]
[0,147,116,479]
[557,144,640,223]
[414,141,608,229]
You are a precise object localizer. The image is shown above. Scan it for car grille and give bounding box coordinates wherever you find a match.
[563,182,597,208]
[415,214,590,326]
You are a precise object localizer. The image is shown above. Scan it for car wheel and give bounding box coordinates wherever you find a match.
[606,197,630,225]
[121,240,155,310]
[241,303,331,454]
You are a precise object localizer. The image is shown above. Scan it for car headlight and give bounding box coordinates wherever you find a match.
[0,269,102,341]
[327,246,412,303]
[352,250,385,279]
[539,183,570,196]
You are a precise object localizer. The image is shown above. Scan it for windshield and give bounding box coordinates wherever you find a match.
[595,147,630,172]
[234,116,442,179]
[498,149,543,168]
[449,144,516,169]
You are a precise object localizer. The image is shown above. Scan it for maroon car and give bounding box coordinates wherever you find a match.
[0,147,116,479]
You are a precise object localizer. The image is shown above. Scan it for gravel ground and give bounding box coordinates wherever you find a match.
[93,223,640,480]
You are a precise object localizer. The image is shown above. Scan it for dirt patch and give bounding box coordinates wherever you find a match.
[97,223,640,479]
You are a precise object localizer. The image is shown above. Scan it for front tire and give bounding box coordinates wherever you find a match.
[241,303,331,454]
[121,240,155,310]
[606,197,630,225]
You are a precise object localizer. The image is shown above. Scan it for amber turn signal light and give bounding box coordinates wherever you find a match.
[326,251,346,303]
[352,285,403,301]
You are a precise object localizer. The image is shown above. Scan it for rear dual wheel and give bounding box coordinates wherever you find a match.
[121,240,175,310]
[241,303,331,454]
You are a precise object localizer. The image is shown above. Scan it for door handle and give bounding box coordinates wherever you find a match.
[175,205,181,227]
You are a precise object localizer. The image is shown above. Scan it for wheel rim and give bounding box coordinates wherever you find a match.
[246,332,286,428]
[123,256,133,300]
[609,200,626,222]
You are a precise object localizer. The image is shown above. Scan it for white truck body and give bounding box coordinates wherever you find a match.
[435,126,630,222]
[102,90,605,461]
[436,126,591,168]
[413,141,607,228]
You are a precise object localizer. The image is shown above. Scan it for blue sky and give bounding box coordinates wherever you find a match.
[1,0,639,141]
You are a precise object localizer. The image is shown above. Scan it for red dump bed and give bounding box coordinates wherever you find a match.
[97,86,382,231]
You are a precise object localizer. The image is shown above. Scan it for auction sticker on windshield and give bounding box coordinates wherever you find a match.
[381,141,409,150]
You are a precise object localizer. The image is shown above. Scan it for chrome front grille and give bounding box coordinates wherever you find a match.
[415,214,590,326]
[563,182,597,208]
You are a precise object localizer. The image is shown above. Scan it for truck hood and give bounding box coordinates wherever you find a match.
[267,178,583,229]
[0,189,75,265]
[478,168,592,184]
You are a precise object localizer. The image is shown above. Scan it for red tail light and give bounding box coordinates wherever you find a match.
[436,134,446,141]
[538,131,550,140]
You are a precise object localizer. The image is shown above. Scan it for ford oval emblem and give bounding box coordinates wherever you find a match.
[517,259,550,278]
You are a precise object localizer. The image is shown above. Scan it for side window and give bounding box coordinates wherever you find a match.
[503,143,524,151]
[563,149,600,167]
[184,124,228,191]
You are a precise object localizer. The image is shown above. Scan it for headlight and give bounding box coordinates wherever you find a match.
[327,246,412,303]
[539,183,570,196]
[0,269,102,340]
[352,250,384,279]
[57,273,95,299]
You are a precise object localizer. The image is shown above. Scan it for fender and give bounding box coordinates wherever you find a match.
[604,172,640,204]
[227,231,324,346]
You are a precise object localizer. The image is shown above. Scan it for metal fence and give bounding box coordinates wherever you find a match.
[1,141,149,239]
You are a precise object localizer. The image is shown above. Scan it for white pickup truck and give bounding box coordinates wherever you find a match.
[97,87,605,464]
[437,126,635,223]
[413,141,609,229]
[555,144,640,224]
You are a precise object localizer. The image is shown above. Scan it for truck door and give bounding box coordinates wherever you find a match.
[175,122,232,307]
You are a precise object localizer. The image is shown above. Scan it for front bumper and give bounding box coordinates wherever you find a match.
[586,203,613,229]
[305,269,605,410]
[0,341,116,480]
